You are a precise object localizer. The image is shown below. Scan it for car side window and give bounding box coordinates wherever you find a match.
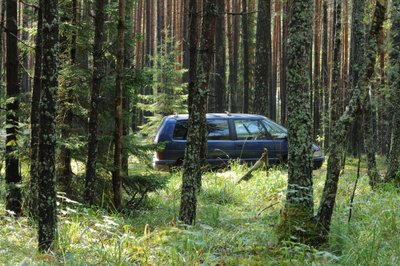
[234,120,269,140]
[173,121,188,140]
[207,119,230,140]
[261,119,287,139]
[172,119,230,140]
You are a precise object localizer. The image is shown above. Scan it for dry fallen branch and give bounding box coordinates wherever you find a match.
[237,148,268,184]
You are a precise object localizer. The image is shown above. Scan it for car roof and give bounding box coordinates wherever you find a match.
[165,113,267,120]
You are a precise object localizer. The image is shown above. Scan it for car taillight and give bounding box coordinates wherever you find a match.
[156,151,164,160]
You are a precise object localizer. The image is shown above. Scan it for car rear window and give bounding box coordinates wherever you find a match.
[172,119,230,140]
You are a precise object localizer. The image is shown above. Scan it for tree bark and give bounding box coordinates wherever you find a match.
[322,0,329,150]
[279,0,314,243]
[386,0,400,182]
[112,0,126,211]
[254,0,271,117]
[214,0,226,112]
[229,0,239,112]
[29,0,43,217]
[84,0,106,205]
[180,0,217,225]
[242,0,249,113]
[280,0,288,125]
[270,0,280,121]
[313,0,322,141]
[38,0,59,251]
[187,0,198,113]
[5,0,22,216]
[316,0,386,241]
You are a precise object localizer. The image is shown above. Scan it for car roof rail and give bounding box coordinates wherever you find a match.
[224,111,231,116]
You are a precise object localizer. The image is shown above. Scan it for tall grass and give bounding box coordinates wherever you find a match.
[0,158,399,265]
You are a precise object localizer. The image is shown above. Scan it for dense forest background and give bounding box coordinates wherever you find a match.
[0,0,399,262]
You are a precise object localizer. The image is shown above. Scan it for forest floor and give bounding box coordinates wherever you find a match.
[1,157,400,265]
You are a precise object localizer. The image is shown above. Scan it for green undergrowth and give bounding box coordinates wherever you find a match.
[1,158,400,265]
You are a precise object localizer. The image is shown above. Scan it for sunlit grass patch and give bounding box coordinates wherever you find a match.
[2,156,400,265]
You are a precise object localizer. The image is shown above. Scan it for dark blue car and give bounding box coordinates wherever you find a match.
[153,113,324,170]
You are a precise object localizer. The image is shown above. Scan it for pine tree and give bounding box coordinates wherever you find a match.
[254,0,271,116]
[279,0,314,243]
[386,0,400,182]
[113,0,126,211]
[84,0,106,205]
[316,0,386,242]
[180,0,217,225]
[29,0,44,217]
[38,0,59,251]
[5,0,22,216]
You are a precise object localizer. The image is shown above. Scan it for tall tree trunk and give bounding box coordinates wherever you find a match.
[20,3,30,94]
[58,0,77,194]
[270,0,280,121]
[254,0,271,117]
[322,0,329,150]
[363,85,380,188]
[182,0,189,83]
[316,0,386,242]
[279,0,314,244]
[84,0,106,205]
[361,1,387,189]
[29,0,43,217]
[5,0,22,216]
[38,0,59,251]
[385,0,400,182]
[187,0,198,113]
[313,0,322,141]
[280,0,288,125]
[214,0,226,112]
[180,0,217,225]
[229,0,239,112]
[112,0,126,211]
[242,0,249,113]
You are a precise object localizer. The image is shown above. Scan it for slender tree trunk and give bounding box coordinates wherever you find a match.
[242,0,249,113]
[313,0,322,141]
[385,0,400,182]
[361,1,387,189]
[182,0,189,83]
[122,0,133,177]
[58,0,77,194]
[38,0,59,251]
[20,3,30,94]
[363,85,380,188]
[214,0,226,112]
[229,0,239,112]
[270,0,280,121]
[84,0,106,205]
[187,0,198,113]
[5,0,22,216]
[279,0,314,244]
[112,0,126,211]
[280,0,288,125]
[322,0,329,150]
[29,0,43,217]
[254,0,271,117]
[316,0,386,242]
[180,0,217,225]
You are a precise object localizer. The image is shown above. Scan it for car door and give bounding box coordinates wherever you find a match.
[232,119,278,164]
[206,119,236,166]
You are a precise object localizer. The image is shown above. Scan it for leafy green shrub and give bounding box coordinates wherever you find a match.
[123,173,170,209]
